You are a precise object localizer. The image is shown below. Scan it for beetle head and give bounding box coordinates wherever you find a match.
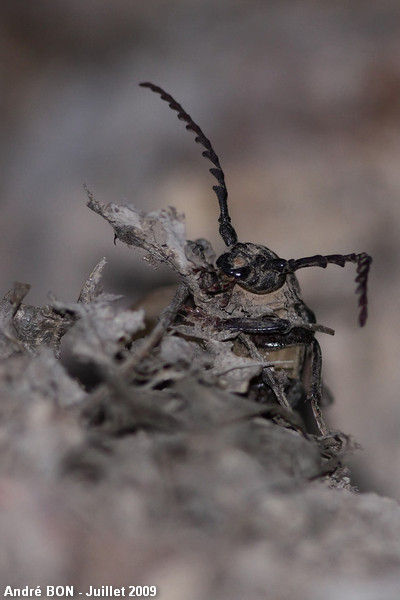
[216,242,287,294]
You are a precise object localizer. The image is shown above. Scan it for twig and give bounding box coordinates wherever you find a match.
[214,360,293,377]
[119,281,189,378]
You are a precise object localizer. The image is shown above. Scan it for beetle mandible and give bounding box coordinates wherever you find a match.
[140,82,372,436]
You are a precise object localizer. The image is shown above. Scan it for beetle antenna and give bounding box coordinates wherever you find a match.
[140,82,238,247]
[277,252,372,326]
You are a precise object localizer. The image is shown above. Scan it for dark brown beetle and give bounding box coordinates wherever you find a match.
[140,82,372,435]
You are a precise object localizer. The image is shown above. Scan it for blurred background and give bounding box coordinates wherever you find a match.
[1,0,399,498]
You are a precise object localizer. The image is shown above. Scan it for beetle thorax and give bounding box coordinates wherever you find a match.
[223,272,303,323]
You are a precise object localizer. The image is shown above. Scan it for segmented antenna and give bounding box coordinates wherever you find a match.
[354,252,372,327]
[317,252,372,327]
[140,82,238,246]
[281,252,372,326]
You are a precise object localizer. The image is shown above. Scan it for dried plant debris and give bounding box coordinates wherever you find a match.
[0,259,110,359]
[77,256,107,304]
[0,349,86,410]
[0,282,30,357]
[59,297,145,368]
[86,190,190,275]
[0,200,397,597]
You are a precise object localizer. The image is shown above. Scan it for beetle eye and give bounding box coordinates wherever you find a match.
[230,265,251,280]
[216,253,251,280]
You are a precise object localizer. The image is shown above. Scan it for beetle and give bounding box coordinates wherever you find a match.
[139,82,372,436]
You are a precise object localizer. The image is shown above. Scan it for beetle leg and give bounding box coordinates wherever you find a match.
[238,334,292,411]
[308,338,329,436]
[220,317,292,335]
[219,317,334,341]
